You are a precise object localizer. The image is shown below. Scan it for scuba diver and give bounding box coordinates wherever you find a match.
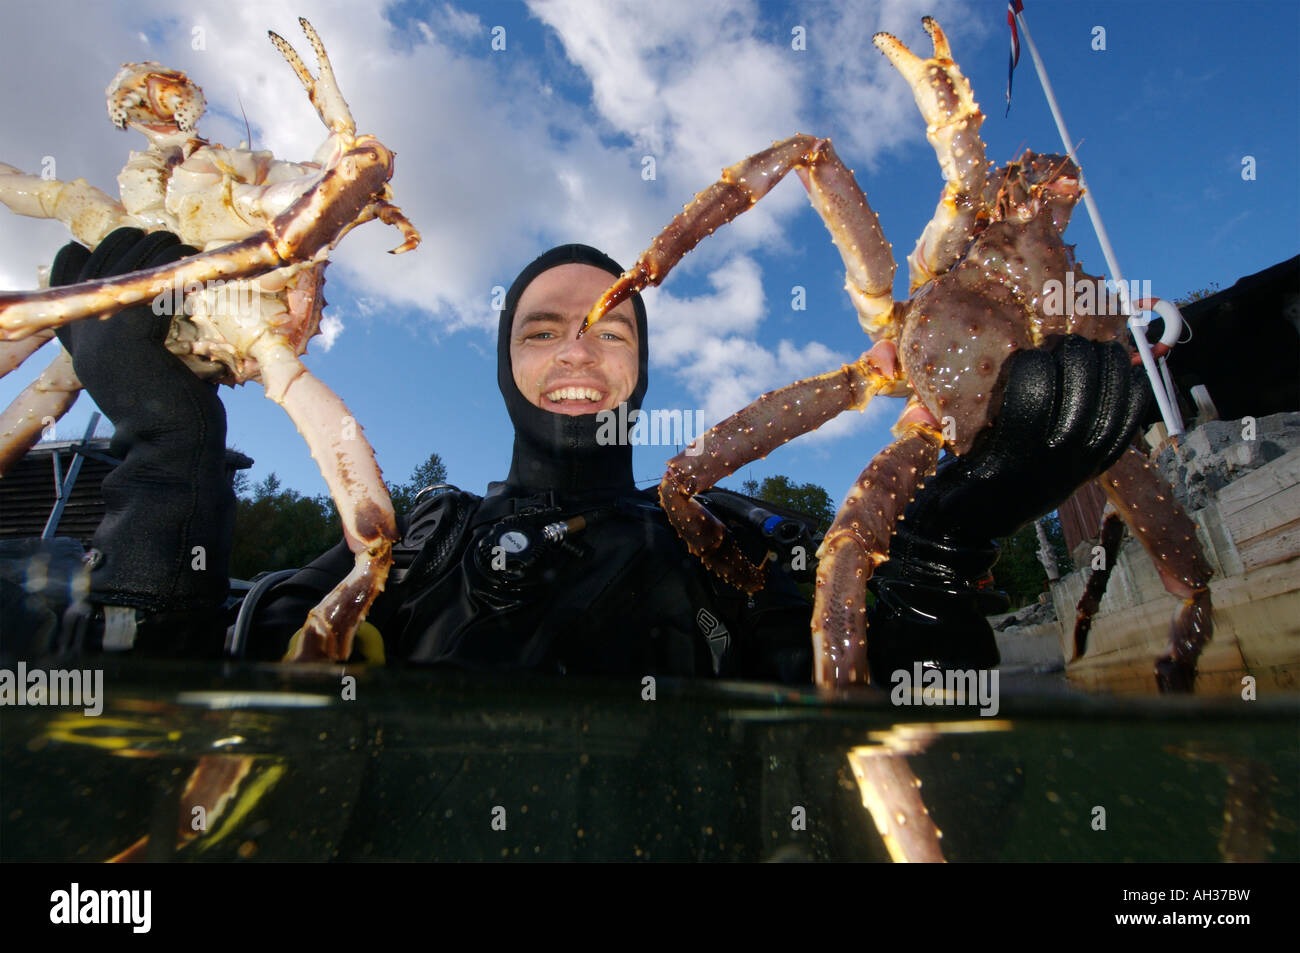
[246,241,817,678]
[33,227,1151,683]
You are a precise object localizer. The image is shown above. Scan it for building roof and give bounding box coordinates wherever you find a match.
[0,440,252,548]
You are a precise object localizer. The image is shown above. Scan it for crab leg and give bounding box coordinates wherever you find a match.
[332,194,421,255]
[873,17,989,290]
[1166,746,1275,862]
[0,163,134,249]
[366,198,421,255]
[1071,506,1125,660]
[0,344,81,473]
[251,342,398,662]
[585,134,896,338]
[0,136,400,340]
[661,341,904,593]
[847,729,946,863]
[661,346,943,688]
[1098,445,1214,692]
[815,405,944,686]
[108,753,277,861]
[1,328,55,376]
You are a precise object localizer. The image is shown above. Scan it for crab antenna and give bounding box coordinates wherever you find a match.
[239,97,252,149]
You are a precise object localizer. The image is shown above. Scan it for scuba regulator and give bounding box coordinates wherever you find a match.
[468,509,606,609]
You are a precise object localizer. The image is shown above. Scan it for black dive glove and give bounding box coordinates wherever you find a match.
[51,227,234,654]
[866,336,1150,679]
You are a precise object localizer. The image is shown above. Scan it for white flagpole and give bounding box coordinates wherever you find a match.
[1014,7,1184,436]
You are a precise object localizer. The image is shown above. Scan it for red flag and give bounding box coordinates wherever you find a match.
[1006,0,1024,116]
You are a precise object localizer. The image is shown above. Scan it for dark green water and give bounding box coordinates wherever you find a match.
[2,660,1296,861]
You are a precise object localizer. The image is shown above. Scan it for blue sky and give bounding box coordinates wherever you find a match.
[2,0,1297,517]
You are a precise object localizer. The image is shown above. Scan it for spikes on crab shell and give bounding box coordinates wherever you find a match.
[813,423,944,685]
[280,261,330,357]
[871,30,923,75]
[0,134,400,342]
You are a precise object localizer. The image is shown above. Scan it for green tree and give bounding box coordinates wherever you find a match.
[230,458,251,498]
[230,473,341,579]
[254,473,279,498]
[410,452,449,489]
[386,452,450,514]
[990,514,1073,610]
[738,474,836,534]
[230,453,455,579]
[1175,282,1220,306]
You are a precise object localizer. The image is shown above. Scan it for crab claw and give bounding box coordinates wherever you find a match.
[269,17,356,138]
[874,17,988,289]
[872,17,981,181]
[106,63,207,133]
[873,17,963,107]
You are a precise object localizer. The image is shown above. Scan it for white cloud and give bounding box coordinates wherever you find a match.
[317,312,343,351]
[0,0,965,484]
[797,1,989,157]
[431,4,484,43]
[646,254,891,444]
[527,0,810,263]
[648,254,766,366]
[1,0,636,334]
[2,0,980,328]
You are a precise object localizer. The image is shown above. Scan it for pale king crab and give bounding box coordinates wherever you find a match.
[585,18,1213,693]
[0,18,419,662]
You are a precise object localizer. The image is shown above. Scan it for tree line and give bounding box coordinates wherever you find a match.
[229,452,447,579]
[232,455,1071,607]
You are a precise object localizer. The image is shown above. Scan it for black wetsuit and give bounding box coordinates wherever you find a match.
[247,484,814,681]
[246,243,815,682]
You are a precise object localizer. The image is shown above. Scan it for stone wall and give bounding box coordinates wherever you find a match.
[994,412,1300,690]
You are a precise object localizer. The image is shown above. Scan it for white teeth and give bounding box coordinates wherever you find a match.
[545,387,603,402]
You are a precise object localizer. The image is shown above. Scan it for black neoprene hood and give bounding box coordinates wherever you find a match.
[496,244,649,493]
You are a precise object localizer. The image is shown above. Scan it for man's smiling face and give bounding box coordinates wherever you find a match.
[510,263,640,416]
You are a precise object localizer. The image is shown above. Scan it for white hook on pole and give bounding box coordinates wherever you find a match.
[1132,297,1186,354]
[1014,7,1185,437]
[1132,296,1188,434]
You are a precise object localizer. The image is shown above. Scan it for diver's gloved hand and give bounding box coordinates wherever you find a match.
[866,336,1150,679]
[51,227,234,653]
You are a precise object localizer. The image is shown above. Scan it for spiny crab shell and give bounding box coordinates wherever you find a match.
[899,150,1125,454]
[102,62,335,385]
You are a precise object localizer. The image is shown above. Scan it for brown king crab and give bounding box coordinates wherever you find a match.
[0,19,419,662]
[584,18,1213,693]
